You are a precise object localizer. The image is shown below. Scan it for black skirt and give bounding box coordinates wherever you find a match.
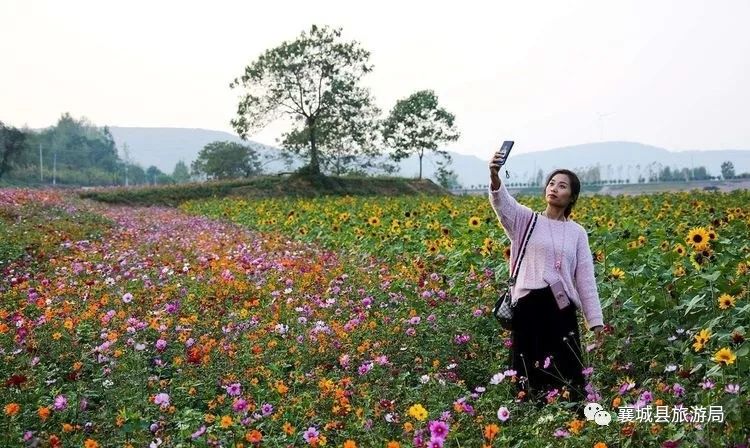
[510,285,586,404]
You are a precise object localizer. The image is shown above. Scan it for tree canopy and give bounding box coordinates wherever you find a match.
[230,25,378,175]
[382,90,459,179]
[191,141,262,180]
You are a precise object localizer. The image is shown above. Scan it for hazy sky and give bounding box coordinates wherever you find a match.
[2,0,749,158]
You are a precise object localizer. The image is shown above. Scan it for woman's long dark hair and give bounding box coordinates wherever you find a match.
[543,169,581,219]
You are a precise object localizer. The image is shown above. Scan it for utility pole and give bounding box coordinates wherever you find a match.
[39,143,43,182]
[53,150,57,186]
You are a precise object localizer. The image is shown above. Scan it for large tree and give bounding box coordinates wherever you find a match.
[230,25,377,175]
[172,160,191,183]
[382,90,459,179]
[721,161,735,180]
[0,121,26,179]
[191,141,261,180]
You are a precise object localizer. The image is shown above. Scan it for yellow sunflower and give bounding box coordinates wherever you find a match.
[717,293,736,310]
[368,216,381,227]
[692,329,711,352]
[686,227,710,251]
[673,265,686,277]
[673,244,686,257]
[609,267,625,280]
[468,216,482,229]
[690,251,709,270]
[707,228,718,241]
[712,347,736,366]
[426,241,439,255]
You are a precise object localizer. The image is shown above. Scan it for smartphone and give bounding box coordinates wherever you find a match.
[497,141,514,166]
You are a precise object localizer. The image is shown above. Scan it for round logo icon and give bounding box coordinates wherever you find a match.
[583,402,603,420]
[594,410,612,426]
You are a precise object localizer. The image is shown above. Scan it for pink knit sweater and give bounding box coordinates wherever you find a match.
[489,182,604,330]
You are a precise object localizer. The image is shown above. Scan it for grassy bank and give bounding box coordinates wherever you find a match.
[77,175,448,206]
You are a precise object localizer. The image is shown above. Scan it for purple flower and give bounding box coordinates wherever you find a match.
[53,394,68,411]
[261,403,274,416]
[122,292,133,303]
[699,378,715,390]
[497,406,510,422]
[233,398,248,413]
[153,393,170,409]
[553,428,570,438]
[225,383,241,397]
[672,383,685,397]
[428,420,450,440]
[640,390,653,403]
[155,339,167,351]
[302,427,319,443]
[725,384,740,394]
[543,357,552,369]
[428,439,444,448]
[191,425,206,440]
[582,366,594,377]
[358,361,373,376]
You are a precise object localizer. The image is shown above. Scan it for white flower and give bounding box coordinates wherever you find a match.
[490,373,506,385]
[420,374,430,384]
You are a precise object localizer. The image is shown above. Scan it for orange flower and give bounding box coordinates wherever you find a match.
[38,406,51,421]
[343,440,357,448]
[4,403,20,416]
[594,443,608,448]
[484,423,500,440]
[62,423,75,433]
[275,380,289,394]
[568,419,585,435]
[386,442,401,448]
[84,439,99,448]
[245,430,262,443]
[282,421,295,435]
[220,415,232,428]
[612,396,622,408]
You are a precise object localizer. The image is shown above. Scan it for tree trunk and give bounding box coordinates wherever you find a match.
[307,118,321,175]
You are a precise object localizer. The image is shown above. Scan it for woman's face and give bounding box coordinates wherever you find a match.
[545,173,573,208]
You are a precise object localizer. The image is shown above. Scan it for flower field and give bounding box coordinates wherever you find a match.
[2,187,749,447]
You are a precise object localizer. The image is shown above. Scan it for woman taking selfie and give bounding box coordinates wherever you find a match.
[488,145,604,408]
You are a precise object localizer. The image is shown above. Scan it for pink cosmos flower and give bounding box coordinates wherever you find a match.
[53,394,68,411]
[428,420,449,440]
[154,393,170,409]
[225,383,241,397]
[497,406,510,422]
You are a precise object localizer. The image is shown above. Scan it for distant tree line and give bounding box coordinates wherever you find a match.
[1,114,195,187]
[459,161,747,190]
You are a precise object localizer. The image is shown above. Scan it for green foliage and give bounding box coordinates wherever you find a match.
[721,161,735,180]
[190,141,261,180]
[230,25,378,175]
[172,160,191,184]
[0,113,138,186]
[0,121,27,178]
[383,90,460,179]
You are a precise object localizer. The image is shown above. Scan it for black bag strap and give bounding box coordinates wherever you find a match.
[508,212,538,286]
